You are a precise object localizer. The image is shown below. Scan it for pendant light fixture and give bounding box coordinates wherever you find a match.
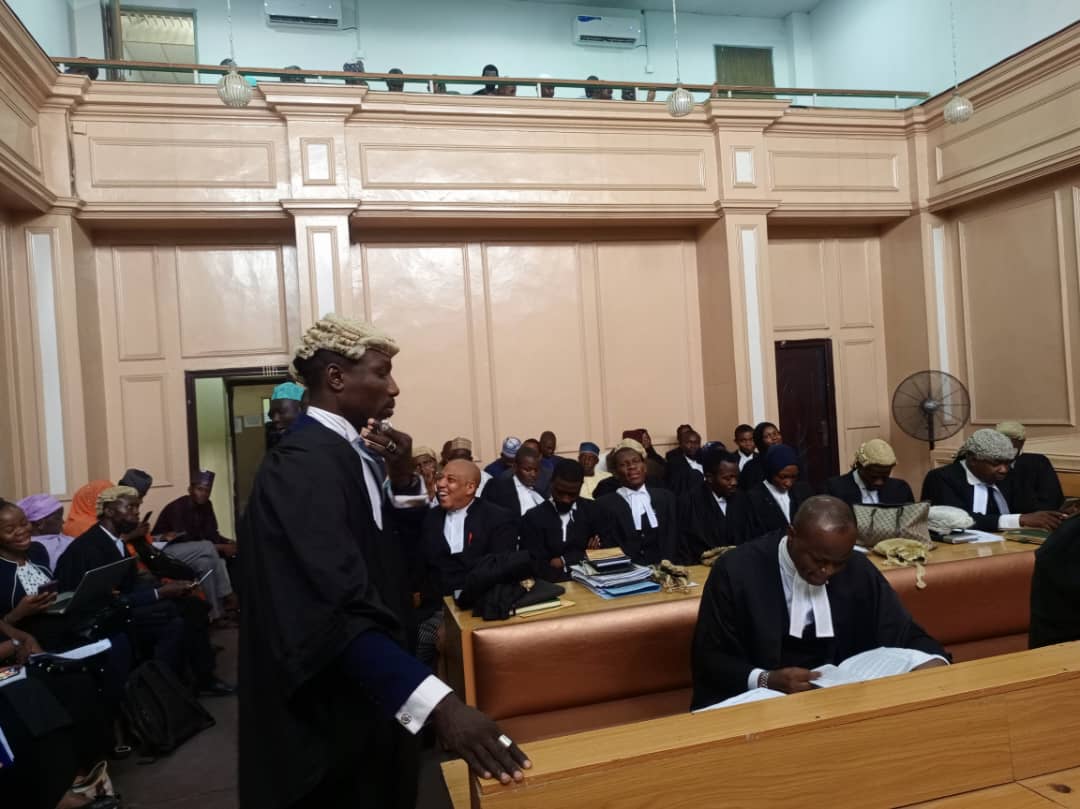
[666,0,693,118]
[943,0,973,124]
[217,0,252,108]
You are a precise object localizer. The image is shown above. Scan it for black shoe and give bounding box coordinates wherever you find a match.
[198,677,236,697]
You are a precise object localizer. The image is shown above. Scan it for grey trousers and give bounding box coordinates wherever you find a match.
[162,539,233,620]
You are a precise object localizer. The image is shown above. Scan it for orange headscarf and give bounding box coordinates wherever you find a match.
[63,479,113,538]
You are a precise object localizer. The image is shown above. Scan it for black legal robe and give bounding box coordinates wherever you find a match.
[596,486,684,566]
[920,460,1017,532]
[519,497,615,581]
[824,471,915,507]
[238,420,418,809]
[690,531,946,708]
[745,481,815,536]
[421,498,519,601]
[1008,452,1064,513]
[738,456,766,490]
[678,483,753,563]
[482,472,546,515]
[593,473,666,500]
[664,452,704,497]
[1029,513,1080,649]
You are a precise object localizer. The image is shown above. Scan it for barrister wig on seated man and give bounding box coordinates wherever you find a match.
[745,444,815,536]
[824,438,915,506]
[596,440,682,566]
[679,448,753,563]
[691,495,948,708]
[920,428,1067,533]
[995,420,1071,514]
[520,459,614,582]
[737,421,783,490]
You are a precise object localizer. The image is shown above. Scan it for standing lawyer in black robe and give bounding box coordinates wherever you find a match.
[238,314,528,809]
[1029,513,1080,648]
[691,496,947,709]
[679,449,753,563]
[520,459,615,581]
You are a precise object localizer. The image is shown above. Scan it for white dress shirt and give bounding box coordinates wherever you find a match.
[711,493,728,515]
[555,501,577,544]
[303,405,451,732]
[738,451,754,471]
[962,460,1020,530]
[442,501,472,554]
[853,470,880,505]
[513,475,544,516]
[747,537,836,690]
[477,470,493,495]
[617,485,657,530]
[687,457,704,475]
[764,480,793,523]
[99,524,127,558]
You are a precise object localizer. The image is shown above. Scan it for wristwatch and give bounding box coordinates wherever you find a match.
[757,670,770,689]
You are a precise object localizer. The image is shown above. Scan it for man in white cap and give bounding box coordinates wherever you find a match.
[920,428,1067,532]
[824,438,914,506]
[483,436,521,479]
[995,420,1067,514]
[239,314,528,809]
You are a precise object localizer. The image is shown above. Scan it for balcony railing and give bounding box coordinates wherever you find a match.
[51,58,929,108]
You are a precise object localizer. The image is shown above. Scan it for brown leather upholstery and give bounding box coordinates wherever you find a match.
[472,599,697,720]
[881,552,1033,649]
[469,550,1036,742]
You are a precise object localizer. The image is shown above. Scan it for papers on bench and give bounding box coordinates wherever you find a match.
[692,687,785,713]
[29,638,112,663]
[812,647,942,688]
[940,529,1004,544]
[569,560,660,599]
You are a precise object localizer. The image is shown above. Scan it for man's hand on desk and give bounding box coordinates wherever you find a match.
[767,667,821,694]
[912,658,949,671]
[431,693,531,785]
[549,557,564,571]
[1020,511,1067,531]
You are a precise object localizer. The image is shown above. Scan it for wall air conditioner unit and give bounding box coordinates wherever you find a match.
[265,0,343,30]
[573,14,644,49]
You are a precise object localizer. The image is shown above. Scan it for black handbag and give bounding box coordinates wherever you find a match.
[127,538,196,581]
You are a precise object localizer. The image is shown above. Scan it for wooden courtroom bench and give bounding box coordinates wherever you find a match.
[463,642,1080,809]
[443,539,1037,743]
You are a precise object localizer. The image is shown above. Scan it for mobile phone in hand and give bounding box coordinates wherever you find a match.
[38,581,59,595]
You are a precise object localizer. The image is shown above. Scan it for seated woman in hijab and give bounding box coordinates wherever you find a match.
[745,444,815,537]
[737,422,784,490]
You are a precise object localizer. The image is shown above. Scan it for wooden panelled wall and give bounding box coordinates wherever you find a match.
[1,1,1080,506]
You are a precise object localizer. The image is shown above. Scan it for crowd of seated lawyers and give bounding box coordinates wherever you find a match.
[0,477,236,808]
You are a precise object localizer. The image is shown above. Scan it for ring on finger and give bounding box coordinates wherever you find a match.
[385,439,398,454]
[497,734,513,749]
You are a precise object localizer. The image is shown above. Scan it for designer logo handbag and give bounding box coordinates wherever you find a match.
[852,501,931,548]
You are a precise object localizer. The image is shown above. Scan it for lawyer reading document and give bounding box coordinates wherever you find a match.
[691,497,948,709]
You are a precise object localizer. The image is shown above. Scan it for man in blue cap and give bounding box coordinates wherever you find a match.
[483,436,521,479]
[267,381,307,449]
[578,441,610,500]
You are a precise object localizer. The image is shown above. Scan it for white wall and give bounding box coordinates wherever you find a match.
[809,0,1080,98]
[27,0,797,94]
[8,0,73,56]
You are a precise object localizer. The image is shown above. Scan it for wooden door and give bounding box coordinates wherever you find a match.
[774,339,840,491]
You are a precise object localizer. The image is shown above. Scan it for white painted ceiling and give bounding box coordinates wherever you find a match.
[524,0,821,18]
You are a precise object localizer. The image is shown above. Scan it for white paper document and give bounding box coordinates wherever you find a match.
[30,638,112,662]
[692,687,785,713]
[812,647,942,688]
[947,530,1004,544]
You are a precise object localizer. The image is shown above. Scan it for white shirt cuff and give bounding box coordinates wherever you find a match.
[748,667,765,692]
[998,514,1021,530]
[384,476,427,510]
[395,675,453,734]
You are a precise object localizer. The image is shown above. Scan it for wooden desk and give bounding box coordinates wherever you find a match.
[443,540,1036,705]
[468,643,1080,808]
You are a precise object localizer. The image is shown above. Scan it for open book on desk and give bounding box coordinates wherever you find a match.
[812,647,943,688]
